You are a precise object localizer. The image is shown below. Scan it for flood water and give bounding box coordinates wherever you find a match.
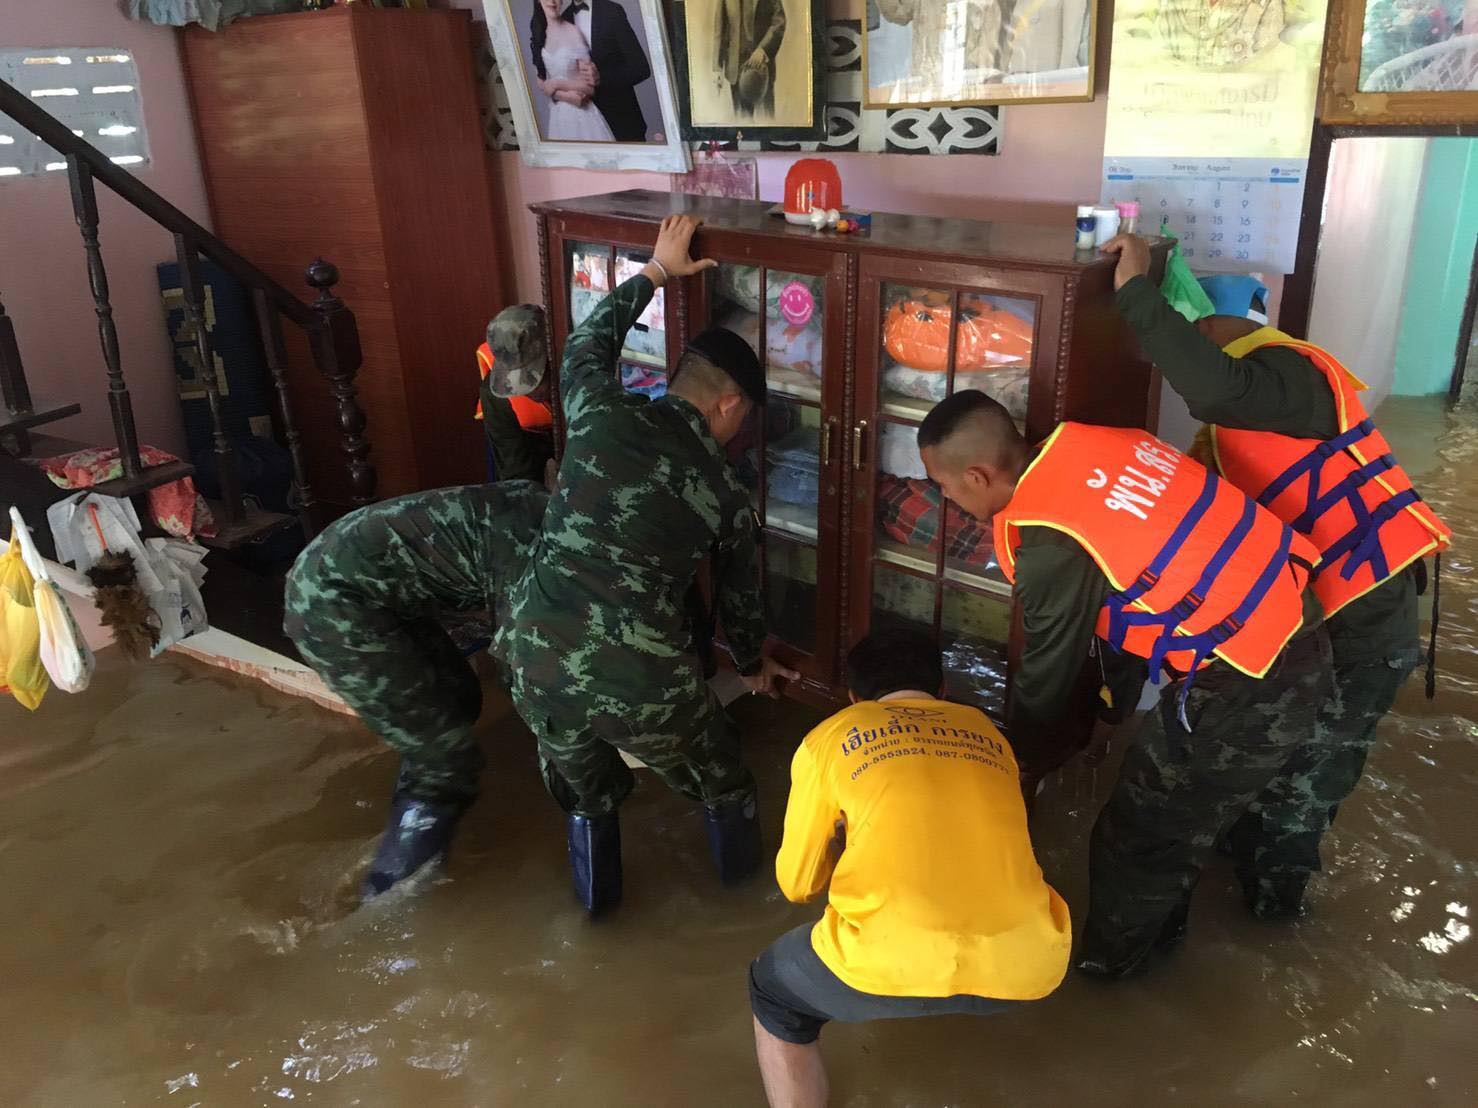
[3,396,1475,1106]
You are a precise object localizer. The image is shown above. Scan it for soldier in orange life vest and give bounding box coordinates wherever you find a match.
[917,392,1333,978]
[476,305,556,487]
[1103,233,1451,919]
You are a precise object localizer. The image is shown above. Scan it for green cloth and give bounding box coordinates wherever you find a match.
[1159,240,1217,323]
[1115,275,1418,666]
[499,275,767,715]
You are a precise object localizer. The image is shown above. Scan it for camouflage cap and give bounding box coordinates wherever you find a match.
[486,304,548,397]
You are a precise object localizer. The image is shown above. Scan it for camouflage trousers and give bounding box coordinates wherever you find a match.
[1082,628,1335,958]
[511,675,756,818]
[1224,645,1420,910]
[283,483,548,806]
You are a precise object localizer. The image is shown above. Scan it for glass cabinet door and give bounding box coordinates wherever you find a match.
[862,280,1041,719]
[564,240,670,398]
[705,262,835,666]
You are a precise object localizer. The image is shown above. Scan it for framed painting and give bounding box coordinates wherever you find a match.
[667,0,827,142]
[863,0,1097,108]
[1320,0,1478,124]
[480,0,691,171]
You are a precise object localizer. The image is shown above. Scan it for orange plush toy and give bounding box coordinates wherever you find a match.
[883,293,1033,372]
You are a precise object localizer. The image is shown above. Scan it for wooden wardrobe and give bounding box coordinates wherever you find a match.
[182,4,506,502]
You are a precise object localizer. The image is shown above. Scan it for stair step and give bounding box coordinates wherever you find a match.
[87,458,196,500]
[199,502,296,551]
[0,398,82,434]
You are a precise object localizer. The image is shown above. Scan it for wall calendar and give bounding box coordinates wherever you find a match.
[1102,156,1308,275]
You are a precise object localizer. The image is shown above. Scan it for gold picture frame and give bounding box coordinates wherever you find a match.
[862,0,1098,109]
[1320,0,1478,125]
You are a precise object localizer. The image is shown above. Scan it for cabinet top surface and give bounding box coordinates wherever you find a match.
[532,190,1164,271]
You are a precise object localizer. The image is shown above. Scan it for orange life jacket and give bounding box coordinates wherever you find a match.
[474,343,553,431]
[995,423,1317,690]
[1209,330,1451,621]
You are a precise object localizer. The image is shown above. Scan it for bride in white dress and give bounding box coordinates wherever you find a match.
[531,0,614,142]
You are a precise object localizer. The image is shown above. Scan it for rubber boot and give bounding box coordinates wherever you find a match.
[1073,941,1156,980]
[1244,872,1309,921]
[704,796,761,885]
[361,793,464,902]
[1153,896,1192,953]
[567,812,622,917]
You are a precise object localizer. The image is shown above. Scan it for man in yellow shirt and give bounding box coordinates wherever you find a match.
[749,630,1072,1107]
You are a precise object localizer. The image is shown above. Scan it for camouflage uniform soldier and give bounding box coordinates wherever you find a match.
[498,214,797,915]
[284,305,553,901]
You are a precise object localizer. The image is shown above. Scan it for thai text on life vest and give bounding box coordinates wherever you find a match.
[1085,438,1181,522]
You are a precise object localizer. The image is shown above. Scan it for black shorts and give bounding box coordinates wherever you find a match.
[748,925,1017,1045]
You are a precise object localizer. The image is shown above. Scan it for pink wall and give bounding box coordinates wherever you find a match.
[451,0,1113,302]
[492,99,1111,302]
[1,3,209,456]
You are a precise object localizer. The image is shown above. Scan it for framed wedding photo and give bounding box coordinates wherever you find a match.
[481,0,691,171]
[668,0,827,142]
[864,0,1098,109]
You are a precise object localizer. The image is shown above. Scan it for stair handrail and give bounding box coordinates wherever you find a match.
[0,78,314,328]
[0,76,377,530]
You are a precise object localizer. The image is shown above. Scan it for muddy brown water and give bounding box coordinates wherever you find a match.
[3,397,1475,1106]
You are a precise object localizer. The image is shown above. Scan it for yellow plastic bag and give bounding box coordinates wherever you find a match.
[9,507,94,693]
[0,530,48,710]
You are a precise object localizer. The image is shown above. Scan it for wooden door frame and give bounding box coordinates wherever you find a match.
[1450,234,1478,400]
[1279,122,1478,341]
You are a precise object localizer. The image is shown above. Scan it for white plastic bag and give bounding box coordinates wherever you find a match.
[144,537,209,655]
[8,506,94,693]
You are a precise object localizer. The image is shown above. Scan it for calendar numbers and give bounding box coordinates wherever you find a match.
[1102,156,1306,274]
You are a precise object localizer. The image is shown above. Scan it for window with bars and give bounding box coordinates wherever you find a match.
[0,48,150,179]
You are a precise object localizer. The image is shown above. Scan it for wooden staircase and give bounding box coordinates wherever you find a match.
[0,78,378,550]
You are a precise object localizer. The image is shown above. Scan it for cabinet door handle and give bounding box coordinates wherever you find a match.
[852,420,869,471]
[820,417,837,466]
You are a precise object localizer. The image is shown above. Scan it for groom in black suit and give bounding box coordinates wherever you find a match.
[565,0,652,142]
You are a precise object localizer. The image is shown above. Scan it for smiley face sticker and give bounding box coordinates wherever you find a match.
[778,280,815,328]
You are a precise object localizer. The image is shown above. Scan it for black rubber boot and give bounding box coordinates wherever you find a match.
[1072,940,1156,980]
[1245,873,1309,921]
[1153,897,1192,953]
[567,812,622,917]
[361,793,464,902]
[704,796,761,885]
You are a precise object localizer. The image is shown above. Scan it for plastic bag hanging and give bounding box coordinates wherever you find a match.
[1158,217,1216,323]
[8,506,94,694]
[0,526,48,710]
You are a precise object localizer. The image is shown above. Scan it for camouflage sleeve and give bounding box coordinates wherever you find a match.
[717,503,766,672]
[561,275,656,428]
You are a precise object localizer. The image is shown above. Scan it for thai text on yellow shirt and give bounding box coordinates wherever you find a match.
[775,698,1071,1000]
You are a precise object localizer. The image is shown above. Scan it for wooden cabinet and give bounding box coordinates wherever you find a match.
[182,5,505,502]
[534,190,1166,745]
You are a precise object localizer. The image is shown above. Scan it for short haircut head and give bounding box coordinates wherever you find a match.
[846,628,944,701]
[670,351,743,406]
[916,389,1027,473]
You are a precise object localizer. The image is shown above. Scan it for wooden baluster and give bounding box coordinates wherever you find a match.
[0,294,33,457]
[252,288,319,538]
[305,259,376,505]
[174,234,243,525]
[0,295,34,418]
[67,154,142,478]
